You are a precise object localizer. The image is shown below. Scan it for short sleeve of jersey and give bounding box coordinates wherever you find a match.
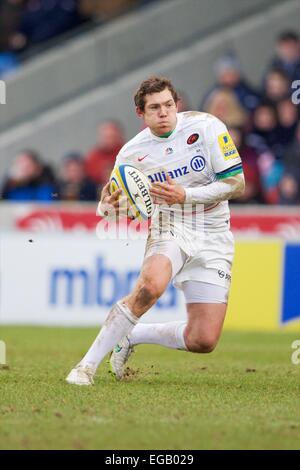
[206,116,243,179]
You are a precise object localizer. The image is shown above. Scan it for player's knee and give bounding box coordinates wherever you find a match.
[186,333,218,353]
[137,282,163,307]
[198,338,217,353]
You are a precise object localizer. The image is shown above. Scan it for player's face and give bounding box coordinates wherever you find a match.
[137,89,178,136]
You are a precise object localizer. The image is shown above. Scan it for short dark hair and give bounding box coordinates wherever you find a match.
[134,76,178,111]
[278,31,299,43]
[266,67,290,82]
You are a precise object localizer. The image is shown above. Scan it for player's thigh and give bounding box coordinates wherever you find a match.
[124,239,185,314]
[123,254,173,314]
[131,238,186,299]
[136,253,173,296]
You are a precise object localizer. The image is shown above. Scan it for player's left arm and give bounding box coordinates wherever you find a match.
[150,171,244,205]
[184,172,245,205]
[151,116,245,204]
[150,118,245,205]
[184,118,245,204]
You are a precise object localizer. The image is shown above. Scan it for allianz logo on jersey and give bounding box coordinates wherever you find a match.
[148,156,206,183]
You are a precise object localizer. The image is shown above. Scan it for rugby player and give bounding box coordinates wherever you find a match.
[66,76,245,385]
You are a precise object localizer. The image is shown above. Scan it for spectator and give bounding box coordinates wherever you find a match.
[85,121,125,185]
[0,51,19,77]
[0,0,24,51]
[11,0,84,51]
[204,88,248,128]
[0,0,23,77]
[228,126,263,204]
[1,150,57,201]
[256,150,283,204]
[250,103,285,203]
[202,52,261,113]
[58,152,98,201]
[276,98,299,148]
[251,102,283,159]
[177,90,191,113]
[266,31,300,83]
[279,122,300,204]
[263,68,290,104]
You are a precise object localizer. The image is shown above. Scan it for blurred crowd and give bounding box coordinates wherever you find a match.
[1,30,300,205]
[0,0,154,77]
[1,120,124,201]
[201,31,300,205]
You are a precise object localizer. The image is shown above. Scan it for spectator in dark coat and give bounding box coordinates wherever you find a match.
[1,150,57,201]
[228,126,263,204]
[251,102,283,160]
[279,122,300,205]
[265,31,300,84]
[262,68,291,104]
[58,152,98,201]
[12,0,83,50]
[276,98,299,148]
[0,0,23,77]
[201,52,261,113]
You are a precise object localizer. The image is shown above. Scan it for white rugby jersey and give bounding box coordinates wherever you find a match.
[115,112,243,255]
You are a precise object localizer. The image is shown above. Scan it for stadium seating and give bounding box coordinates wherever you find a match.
[0,0,287,134]
[0,0,299,183]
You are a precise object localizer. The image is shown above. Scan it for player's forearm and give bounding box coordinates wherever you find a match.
[184,173,245,204]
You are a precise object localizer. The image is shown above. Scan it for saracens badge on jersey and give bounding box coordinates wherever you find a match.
[187,133,199,145]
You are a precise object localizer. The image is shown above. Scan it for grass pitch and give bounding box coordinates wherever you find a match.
[0,327,300,450]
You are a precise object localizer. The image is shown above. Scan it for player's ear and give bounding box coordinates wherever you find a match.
[136,106,144,118]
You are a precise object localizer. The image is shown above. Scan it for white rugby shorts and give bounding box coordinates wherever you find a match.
[144,230,234,303]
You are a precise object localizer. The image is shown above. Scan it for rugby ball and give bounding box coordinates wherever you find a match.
[109,164,154,220]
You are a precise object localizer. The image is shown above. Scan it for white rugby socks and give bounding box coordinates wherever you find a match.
[79,302,138,369]
[129,321,187,350]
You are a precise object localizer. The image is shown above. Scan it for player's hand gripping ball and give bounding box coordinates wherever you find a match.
[109,164,154,220]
